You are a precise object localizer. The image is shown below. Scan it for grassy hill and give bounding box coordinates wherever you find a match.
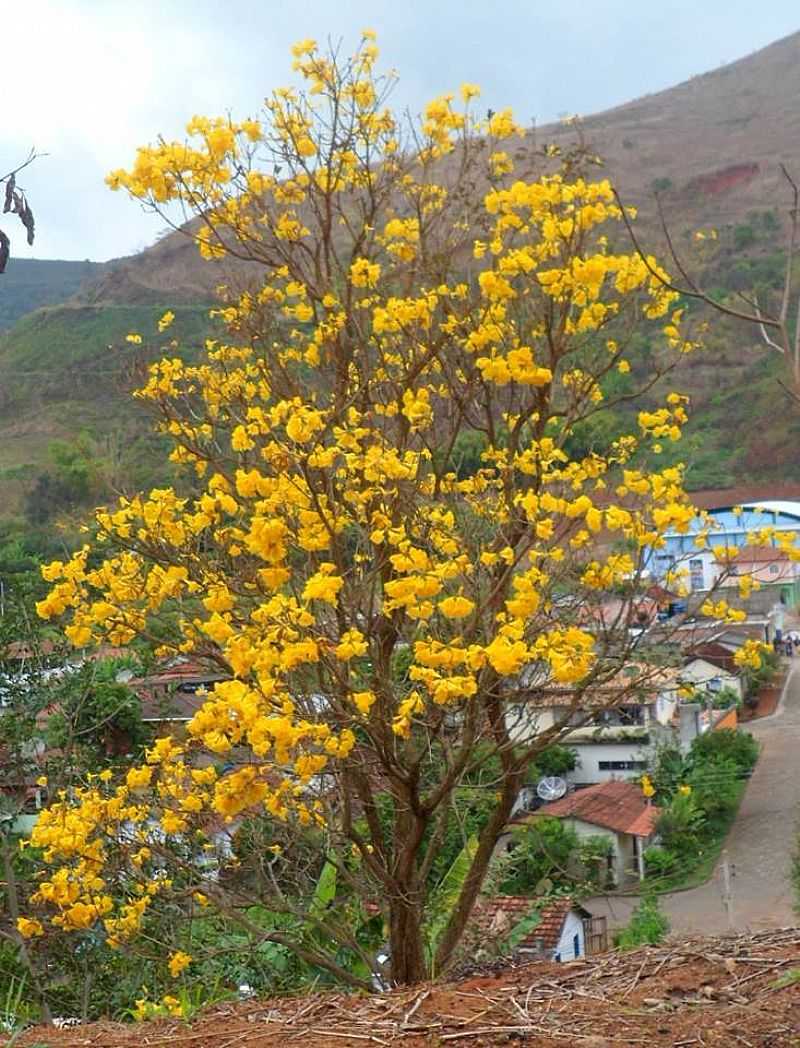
[0,303,213,548]
[3,29,800,557]
[0,258,104,331]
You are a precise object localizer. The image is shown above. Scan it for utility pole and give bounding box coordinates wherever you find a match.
[720,849,735,930]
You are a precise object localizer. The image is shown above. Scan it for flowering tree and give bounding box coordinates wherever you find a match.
[24,35,768,988]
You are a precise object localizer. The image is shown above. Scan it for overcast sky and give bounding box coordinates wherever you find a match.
[4,0,799,262]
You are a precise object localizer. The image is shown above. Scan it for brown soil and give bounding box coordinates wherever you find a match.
[11,928,800,1048]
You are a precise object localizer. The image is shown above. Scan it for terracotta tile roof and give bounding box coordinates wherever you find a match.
[685,641,740,674]
[471,896,589,951]
[650,619,769,651]
[133,658,229,721]
[139,691,208,722]
[688,485,800,511]
[533,781,660,838]
[715,544,792,563]
[521,664,678,709]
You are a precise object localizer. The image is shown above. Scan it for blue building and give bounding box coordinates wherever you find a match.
[650,497,800,598]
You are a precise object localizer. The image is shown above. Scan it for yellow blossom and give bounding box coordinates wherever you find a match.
[168,950,192,977]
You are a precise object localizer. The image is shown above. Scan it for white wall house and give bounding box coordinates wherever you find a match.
[680,655,744,701]
[505,667,701,786]
[502,780,660,886]
[548,907,588,962]
[470,896,603,961]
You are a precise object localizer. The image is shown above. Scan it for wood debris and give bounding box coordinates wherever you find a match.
[8,927,800,1047]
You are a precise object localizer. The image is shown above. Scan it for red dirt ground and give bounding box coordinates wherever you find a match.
[9,928,800,1048]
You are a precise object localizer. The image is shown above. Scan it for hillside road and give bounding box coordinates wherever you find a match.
[587,660,800,934]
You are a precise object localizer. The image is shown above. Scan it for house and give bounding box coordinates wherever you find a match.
[648,489,800,607]
[507,781,660,886]
[715,545,800,593]
[506,664,700,785]
[680,641,745,702]
[469,895,606,962]
[132,658,228,732]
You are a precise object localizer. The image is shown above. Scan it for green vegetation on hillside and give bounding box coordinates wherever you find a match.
[0,258,103,331]
[0,303,215,562]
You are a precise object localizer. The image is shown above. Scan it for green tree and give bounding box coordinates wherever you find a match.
[498,817,579,895]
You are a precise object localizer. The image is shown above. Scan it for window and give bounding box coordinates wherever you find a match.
[573,933,581,958]
[598,760,648,771]
[618,705,644,726]
[689,558,704,591]
[655,554,675,576]
[770,564,779,575]
[597,706,644,727]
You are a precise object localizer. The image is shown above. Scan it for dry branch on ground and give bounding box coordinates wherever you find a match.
[10,927,800,1047]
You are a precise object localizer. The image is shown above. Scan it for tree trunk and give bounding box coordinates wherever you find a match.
[388,893,428,985]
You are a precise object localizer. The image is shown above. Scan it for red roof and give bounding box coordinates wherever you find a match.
[688,485,800,511]
[471,896,589,951]
[686,641,740,674]
[139,692,207,722]
[132,658,229,721]
[715,544,792,564]
[533,781,660,837]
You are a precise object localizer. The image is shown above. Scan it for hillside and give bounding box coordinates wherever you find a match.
[0,258,104,331]
[70,30,800,305]
[3,30,800,536]
[9,928,800,1047]
[551,29,800,232]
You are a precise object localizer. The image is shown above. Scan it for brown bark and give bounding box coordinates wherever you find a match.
[384,776,430,984]
[388,892,428,985]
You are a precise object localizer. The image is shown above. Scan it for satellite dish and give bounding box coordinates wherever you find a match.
[536,776,567,802]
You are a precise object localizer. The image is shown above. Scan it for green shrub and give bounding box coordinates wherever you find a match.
[733,223,756,251]
[687,757,741,819]
[689,728,759,771]
[710,685,741,710]
[614,894,669,949]
[655,792,706,856]
[643,846,678,877]
[498,817,579,895]
[647,742,686,799]
[530,744,577,779]
[741,648,779,702]
[576,835,614,890]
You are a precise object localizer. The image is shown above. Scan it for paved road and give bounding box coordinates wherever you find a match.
[588,661,800,934]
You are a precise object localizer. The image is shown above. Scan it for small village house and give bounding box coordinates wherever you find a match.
[502,781,660,886]
[469,896,606,962]
[680,641,745,703]
[132,658,228,735]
